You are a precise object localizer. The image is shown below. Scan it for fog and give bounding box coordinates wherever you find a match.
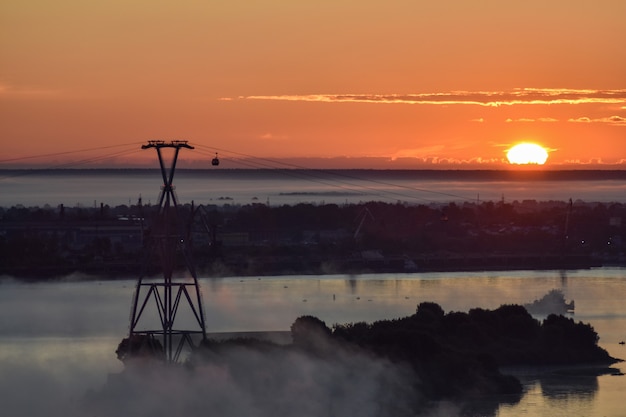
[0,277,456,417]
[0,332,465,417]
[85,344,426,417]
[3,169,626,208]
[3,270,626,416]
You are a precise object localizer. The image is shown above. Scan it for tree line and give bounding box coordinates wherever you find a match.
[1,199,624,278]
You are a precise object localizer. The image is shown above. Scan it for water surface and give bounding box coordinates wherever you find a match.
[2,169,625,208]
[1,268,625,416]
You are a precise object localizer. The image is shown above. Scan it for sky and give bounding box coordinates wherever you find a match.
[1,0,625,169]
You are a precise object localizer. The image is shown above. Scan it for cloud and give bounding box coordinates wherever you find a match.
[390,146,445,160]
[563,158,604,165]
[608,115,626,125]
[388,155,506,167]
[538,117,559,123]
[231,88,626,107]
[568,117,592,123]
[568,116,626,126]
[505,117,559,123]
[0,83,62,99]
[259,132,289,140]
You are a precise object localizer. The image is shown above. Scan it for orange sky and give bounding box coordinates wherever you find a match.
[1,1,625,169]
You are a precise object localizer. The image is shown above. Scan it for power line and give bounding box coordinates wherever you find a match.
[192,143,475,203]
[0,140,476,205]
[0,143,144,181]
[0,142,144,163]
[195,149,391,201]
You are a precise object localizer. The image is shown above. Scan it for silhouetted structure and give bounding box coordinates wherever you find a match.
[118,140,216,363]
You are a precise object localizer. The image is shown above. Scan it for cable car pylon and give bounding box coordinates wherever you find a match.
[116,140,217,363]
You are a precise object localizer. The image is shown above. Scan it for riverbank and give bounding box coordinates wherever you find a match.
[0,252,609,281]
[1,198,623,280]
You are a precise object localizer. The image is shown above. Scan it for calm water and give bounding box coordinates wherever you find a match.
[1,268,626,416]
[2,169,626,208]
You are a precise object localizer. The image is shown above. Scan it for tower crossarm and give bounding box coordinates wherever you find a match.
[119,139,215,363]
[142,140,195,150]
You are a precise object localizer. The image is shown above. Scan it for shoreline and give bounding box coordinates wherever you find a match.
[1,259,621,282]
[2,198,624,281]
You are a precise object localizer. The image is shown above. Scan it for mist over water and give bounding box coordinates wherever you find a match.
[1,269,626,416]
[2,169,626,208]
[87,343,421,417]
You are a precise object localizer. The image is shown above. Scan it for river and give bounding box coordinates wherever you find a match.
[2,169,626,208]
[1,268,625,416]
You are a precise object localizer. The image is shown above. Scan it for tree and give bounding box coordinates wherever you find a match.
[290,315,332,350]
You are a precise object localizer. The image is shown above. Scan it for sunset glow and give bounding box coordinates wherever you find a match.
[0,1,625,169]
[506,143,549,165]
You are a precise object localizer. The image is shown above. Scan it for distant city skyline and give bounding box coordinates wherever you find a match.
[1,1,625,169]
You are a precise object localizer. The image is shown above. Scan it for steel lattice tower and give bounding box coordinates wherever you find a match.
[121,140,209,363]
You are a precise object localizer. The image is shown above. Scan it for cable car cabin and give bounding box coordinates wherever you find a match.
[212,153,220,166]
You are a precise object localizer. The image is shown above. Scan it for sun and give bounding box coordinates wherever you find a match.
[506,143,549,165]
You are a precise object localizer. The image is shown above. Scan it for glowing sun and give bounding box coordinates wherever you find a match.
[506,143,549,165]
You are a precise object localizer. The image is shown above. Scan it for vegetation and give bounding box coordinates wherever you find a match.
[1,199,624,278]
[191,303,618,415]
